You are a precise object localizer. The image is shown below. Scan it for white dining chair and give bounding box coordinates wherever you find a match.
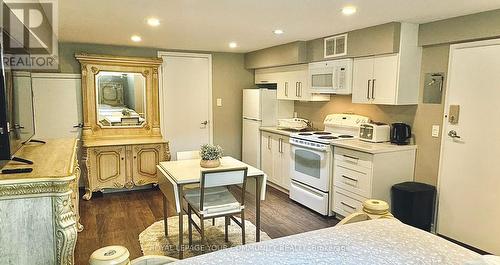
[184,167,248,248]
[176,150,201,160]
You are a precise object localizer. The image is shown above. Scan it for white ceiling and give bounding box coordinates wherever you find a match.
[58,0,500,53]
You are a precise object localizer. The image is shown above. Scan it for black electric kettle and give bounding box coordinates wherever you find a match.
[391,123,411,145]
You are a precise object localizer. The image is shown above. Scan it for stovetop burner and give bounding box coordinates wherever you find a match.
[313,132,331,135]
[318,136,338,140]
[299,133,313,136]
[338,135,354,138]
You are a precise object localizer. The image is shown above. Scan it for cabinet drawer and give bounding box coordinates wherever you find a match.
[333,187,366,217]
[290,181,329,215]
[334,164,372,198]
[334,147,373,169]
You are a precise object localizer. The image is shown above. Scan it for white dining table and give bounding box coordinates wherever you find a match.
[156,156,267,259]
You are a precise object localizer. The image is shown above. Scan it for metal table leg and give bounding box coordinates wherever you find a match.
[255,176,262,242]
[177,184,184,259]
[163,196,168,237]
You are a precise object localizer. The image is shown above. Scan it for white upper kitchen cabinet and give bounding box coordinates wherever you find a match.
[352,23,421,105]
[255,64,330,102]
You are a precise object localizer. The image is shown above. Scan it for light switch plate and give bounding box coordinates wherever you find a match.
[216,98,222,107]
[432,125,440,138]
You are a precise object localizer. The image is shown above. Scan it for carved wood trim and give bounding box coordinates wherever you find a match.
[95,150,123,182]
[53,194,77,265]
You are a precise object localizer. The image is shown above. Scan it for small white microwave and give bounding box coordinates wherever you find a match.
[308,59,353,94]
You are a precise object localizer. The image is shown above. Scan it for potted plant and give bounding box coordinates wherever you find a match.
[199,144,223,168]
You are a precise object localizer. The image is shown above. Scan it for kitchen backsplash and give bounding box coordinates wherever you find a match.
[294,95,417,130]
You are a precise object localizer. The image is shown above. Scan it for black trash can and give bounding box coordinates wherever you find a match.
[391,182,436,231]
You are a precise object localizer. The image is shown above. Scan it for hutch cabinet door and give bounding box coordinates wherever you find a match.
[89,146,127,189]
[132,144,164,186]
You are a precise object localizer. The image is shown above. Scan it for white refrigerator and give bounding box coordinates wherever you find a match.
[242,88,293,168]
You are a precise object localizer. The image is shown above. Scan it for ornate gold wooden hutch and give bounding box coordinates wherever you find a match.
[76,54,170,200]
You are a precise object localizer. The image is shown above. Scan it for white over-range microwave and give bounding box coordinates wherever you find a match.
[308,59,353,94]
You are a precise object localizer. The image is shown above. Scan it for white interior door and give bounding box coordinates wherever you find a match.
[159,52,212,160]
[437,39,500,254]
[31,73,82,139]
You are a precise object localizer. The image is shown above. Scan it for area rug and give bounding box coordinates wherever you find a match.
[139,216,271,259]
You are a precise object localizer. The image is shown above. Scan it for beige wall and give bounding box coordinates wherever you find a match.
[412,45,449,185]
[295,97,416,130]
[212,53,254,158]
[419,9,500,46]
[57,42,253,159]
[307,22,401,62]
[244,41,308,69]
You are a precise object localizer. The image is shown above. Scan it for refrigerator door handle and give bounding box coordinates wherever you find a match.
[243,117,262,122]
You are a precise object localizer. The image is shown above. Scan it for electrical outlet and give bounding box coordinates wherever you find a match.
[216,98,222,107]
[432,125,440,138]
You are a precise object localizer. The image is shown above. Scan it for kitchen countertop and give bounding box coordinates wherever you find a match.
[259,127,295,137]
[260,127,417,154]
[332,139,417,154]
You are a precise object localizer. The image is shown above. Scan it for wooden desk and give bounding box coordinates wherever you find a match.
[157,156,267,259]
[0,138,80,265]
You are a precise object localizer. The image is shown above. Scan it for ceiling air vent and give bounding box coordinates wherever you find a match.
[324,33,348,58]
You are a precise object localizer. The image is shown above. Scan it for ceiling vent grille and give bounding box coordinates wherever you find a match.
[324,33,348,58]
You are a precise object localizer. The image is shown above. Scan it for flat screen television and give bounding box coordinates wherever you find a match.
[0,30,36,169]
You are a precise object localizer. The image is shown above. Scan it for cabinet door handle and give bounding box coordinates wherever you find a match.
[295,82,299,97]
[367,79,371,99]
[268,136,271,150]
[341,201,357,210]
[344,154,359,161]
[372,79,376,99]
[299,82,302,97]
[285,82,288,96]
[342,175,358,182]
[279,138,283,153]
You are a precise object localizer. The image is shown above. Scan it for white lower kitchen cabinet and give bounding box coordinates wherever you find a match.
[332,146,416,218]
[261,131,291,190]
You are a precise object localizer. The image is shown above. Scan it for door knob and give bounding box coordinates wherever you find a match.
[201,121,208,126]
[448,130,461,139]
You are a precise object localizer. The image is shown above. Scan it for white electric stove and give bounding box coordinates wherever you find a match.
[289,114,370,216]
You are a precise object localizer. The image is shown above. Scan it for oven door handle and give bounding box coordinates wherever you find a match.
[290,140,330,152]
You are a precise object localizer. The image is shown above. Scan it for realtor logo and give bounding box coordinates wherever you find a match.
[1,0,59,70]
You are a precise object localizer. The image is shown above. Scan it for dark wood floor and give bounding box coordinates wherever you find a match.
[75,186,339,264]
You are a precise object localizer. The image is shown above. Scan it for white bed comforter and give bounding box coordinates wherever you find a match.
[171,219,479,265]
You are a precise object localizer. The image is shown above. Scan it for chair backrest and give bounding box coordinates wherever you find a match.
[176,151,200,161]
[200,167,248,210]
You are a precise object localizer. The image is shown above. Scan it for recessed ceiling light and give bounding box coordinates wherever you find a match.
[131,35,142,42]
[342,6,357,15]
[147,17,160,27]
[273,29,284,35]
[229,42,238,48]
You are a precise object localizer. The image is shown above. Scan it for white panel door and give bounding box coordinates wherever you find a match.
[372,55,399,105]
[160,53,212,160]
[352,57,374,104]
[31,74,82,139]
[437,39,500,254]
